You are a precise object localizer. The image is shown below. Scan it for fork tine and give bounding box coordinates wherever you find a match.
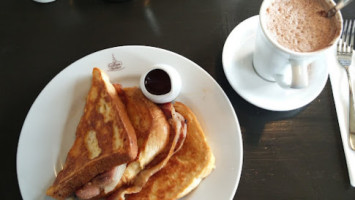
[337,38,342,53]
[347,20,353,52]
[342,20,348,40]
[351,19,355,50]
[342,20,348,53]
[346,20,353,52]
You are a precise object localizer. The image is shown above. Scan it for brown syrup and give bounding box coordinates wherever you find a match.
[144,69,171,95]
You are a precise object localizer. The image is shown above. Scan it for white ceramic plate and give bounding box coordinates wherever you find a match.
[17,46,243,200]
[222,16,329,111]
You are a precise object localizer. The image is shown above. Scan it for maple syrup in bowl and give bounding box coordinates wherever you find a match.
[140,64,182,104]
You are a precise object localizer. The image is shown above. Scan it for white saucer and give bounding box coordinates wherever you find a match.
[222,15,329,111]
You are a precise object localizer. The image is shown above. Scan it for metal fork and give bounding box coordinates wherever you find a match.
[337,19,355,150]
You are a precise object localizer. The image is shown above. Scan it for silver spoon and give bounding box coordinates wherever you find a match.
[321,0,354,18]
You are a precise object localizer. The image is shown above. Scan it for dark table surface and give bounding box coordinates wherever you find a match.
[2,0,355,199]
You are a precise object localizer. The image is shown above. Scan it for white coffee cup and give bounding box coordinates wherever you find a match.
[253,0,342,89]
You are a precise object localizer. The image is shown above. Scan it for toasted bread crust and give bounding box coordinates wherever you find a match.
[46,68,138,199]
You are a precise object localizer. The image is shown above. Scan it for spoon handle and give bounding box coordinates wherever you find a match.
[327,0,354,17]
[335,0,354,10]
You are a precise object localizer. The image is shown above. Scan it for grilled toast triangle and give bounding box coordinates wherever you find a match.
[46,68,138,199]
[90,86,171,199]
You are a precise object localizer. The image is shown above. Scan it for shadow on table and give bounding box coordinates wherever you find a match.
[214,50,304,145]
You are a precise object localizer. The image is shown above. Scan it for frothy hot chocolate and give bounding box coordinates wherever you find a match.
[264,0,339,52]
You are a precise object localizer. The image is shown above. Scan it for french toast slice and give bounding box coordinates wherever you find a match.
[46,68,138,199]
[87,86,171,199]
[125,102,215,200]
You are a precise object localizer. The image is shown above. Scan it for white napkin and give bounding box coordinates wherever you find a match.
[329,48,355,187]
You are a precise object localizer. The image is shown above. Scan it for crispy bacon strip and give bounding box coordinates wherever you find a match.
[160,103,187,153]
[76,167,118,199]
[107,103,187,200]
[75,164,126,199]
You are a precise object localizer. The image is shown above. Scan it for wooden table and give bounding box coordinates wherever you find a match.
[1,0,355,199]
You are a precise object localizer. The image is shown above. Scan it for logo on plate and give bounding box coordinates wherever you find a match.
[107,54,124,71]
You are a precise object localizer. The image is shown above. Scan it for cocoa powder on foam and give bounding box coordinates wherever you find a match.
[265,0,338,52]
